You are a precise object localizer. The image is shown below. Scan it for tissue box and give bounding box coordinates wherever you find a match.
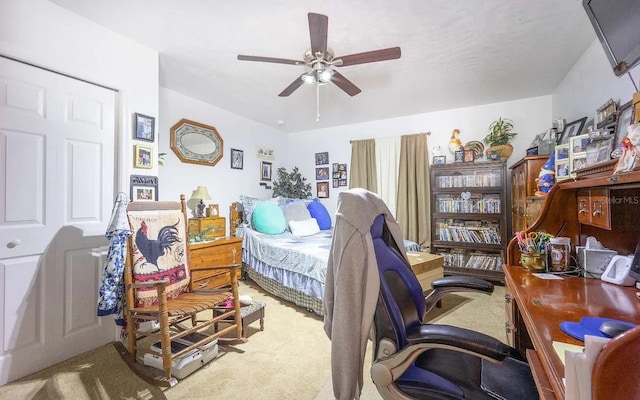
[576,246,617,278]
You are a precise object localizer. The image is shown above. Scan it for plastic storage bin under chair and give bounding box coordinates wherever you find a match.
[143,332,218,379]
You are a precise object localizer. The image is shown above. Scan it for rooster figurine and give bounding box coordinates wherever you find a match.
[448,129,463,154]
[135,220,182,269]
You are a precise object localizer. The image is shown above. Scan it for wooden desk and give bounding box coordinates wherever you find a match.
[504,265,640,399]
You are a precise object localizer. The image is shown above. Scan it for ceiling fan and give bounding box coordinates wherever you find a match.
[237,12,401,99]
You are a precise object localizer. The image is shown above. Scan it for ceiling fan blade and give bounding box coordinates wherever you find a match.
[238,55,305,65]
[331,71,361,96]
[308,13,328,58]
[335,47,401,67]
[278,76,305,97]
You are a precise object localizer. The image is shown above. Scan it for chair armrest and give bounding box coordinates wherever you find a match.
[407,324,512,361]
[424,276,493,312]
[371,324,515,387]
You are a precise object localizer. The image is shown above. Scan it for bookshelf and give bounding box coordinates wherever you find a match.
[430,161,507,282]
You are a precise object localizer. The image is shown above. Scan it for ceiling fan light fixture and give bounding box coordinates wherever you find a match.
[301,68,334,85]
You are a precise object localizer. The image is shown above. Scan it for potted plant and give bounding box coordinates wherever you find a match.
[484,117,517,160]
[272,167,312,199]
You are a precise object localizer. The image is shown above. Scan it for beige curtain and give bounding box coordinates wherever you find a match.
[349,139,377,192]
[396,133,431,248]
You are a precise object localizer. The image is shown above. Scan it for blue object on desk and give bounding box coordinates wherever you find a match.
[560,317,636,341]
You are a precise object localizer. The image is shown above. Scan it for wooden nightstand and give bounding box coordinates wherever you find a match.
[189,237,242,290]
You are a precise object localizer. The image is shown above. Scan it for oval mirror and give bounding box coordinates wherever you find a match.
[170,119,223,166]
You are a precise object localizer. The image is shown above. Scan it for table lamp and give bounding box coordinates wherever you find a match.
[190,186,211,218]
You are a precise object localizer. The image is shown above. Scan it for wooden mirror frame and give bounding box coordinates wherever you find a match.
[170,119,223,166]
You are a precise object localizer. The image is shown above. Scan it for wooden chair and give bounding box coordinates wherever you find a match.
[114,195,244,387]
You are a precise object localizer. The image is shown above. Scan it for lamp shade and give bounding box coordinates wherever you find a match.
[191,186,211,200]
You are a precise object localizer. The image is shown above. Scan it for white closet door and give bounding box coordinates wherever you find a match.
[0,57,116,384]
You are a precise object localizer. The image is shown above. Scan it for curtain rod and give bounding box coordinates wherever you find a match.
[350,131,430,144]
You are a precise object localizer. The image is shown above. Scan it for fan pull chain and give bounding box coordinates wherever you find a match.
[316,82,320,122]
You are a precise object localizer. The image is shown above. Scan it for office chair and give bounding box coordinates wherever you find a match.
[369,214,539,399]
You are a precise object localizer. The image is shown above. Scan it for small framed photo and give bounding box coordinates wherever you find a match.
[433,155,446,165]
[332,163,339,173]
[260,161,272,181]
[338,179,347,187]
[317,182,329,198]
[316,167,329,181]
[614,101,633,150]
[315,152,329,165]
[464,149,475,162]
[230,148,244,170]
[134,113,155,142]
[130,175,158,201]
[332,179,339,188]
[454,150,464,163]
[338,163,346,171]
[134,144,153,168]
[557,117,587,145]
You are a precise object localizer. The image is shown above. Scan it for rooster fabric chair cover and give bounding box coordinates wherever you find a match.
[127,209,190,307]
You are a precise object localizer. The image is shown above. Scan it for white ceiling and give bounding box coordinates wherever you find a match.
[51,0,596,133]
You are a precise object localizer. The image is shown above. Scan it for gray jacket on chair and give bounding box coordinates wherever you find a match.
[323,188,408,400]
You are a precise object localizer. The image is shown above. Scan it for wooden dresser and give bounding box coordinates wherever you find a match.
[189,237,242,290]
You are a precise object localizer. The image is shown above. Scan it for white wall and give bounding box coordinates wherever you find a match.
[159,88,286,230]
[0,0,159,192]
[287,95,552,219]
[553,39,639,123]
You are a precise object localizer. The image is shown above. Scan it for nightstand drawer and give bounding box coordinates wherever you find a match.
[192,271,231,290]
[189,217,226,240]
[189,237,243,290]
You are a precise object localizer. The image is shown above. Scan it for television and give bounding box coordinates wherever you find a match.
[628,236,640,283]
[583,0,640,76]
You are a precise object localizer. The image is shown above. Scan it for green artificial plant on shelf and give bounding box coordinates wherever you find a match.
[483,117,517,160]
[272,166,312,199]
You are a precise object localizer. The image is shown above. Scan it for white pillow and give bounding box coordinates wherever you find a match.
[289,218,321,237]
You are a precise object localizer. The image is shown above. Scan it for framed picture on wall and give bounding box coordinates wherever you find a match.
[134,144,153,168]
[315,152,329,165]
[317,182,329,198]
[134,113,155,142]
[316,167,329,180]
[230,148,244,170]
[130,175,158,201]
[557,117,587,145]
[260,161,272,181]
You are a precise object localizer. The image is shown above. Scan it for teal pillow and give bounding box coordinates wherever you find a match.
[252,201,287,234]
[307,201,332,230]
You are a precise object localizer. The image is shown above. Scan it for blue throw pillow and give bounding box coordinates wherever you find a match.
[307,201,331,230]
[252,201,287,234]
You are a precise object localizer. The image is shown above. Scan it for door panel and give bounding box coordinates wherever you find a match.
[0,57,116,384]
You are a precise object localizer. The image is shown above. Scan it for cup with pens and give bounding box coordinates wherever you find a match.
[517,231,554,272]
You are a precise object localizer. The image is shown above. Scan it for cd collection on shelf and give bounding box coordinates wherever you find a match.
[434,172,502,188]
[437,250,502,271]
[435,194,501,214]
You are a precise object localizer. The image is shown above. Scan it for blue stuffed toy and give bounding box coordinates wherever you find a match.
[535,154,555,196]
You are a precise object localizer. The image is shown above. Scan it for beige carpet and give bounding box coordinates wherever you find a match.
[0,280,506,400]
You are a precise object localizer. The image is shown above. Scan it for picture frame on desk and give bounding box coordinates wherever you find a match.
[558,117,587,145]
[614,101,634,150]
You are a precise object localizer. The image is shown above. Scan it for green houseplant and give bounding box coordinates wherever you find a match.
[272,167,312,199]
[484,117,517,160]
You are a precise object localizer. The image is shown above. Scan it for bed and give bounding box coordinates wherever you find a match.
[230,200,421,316]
